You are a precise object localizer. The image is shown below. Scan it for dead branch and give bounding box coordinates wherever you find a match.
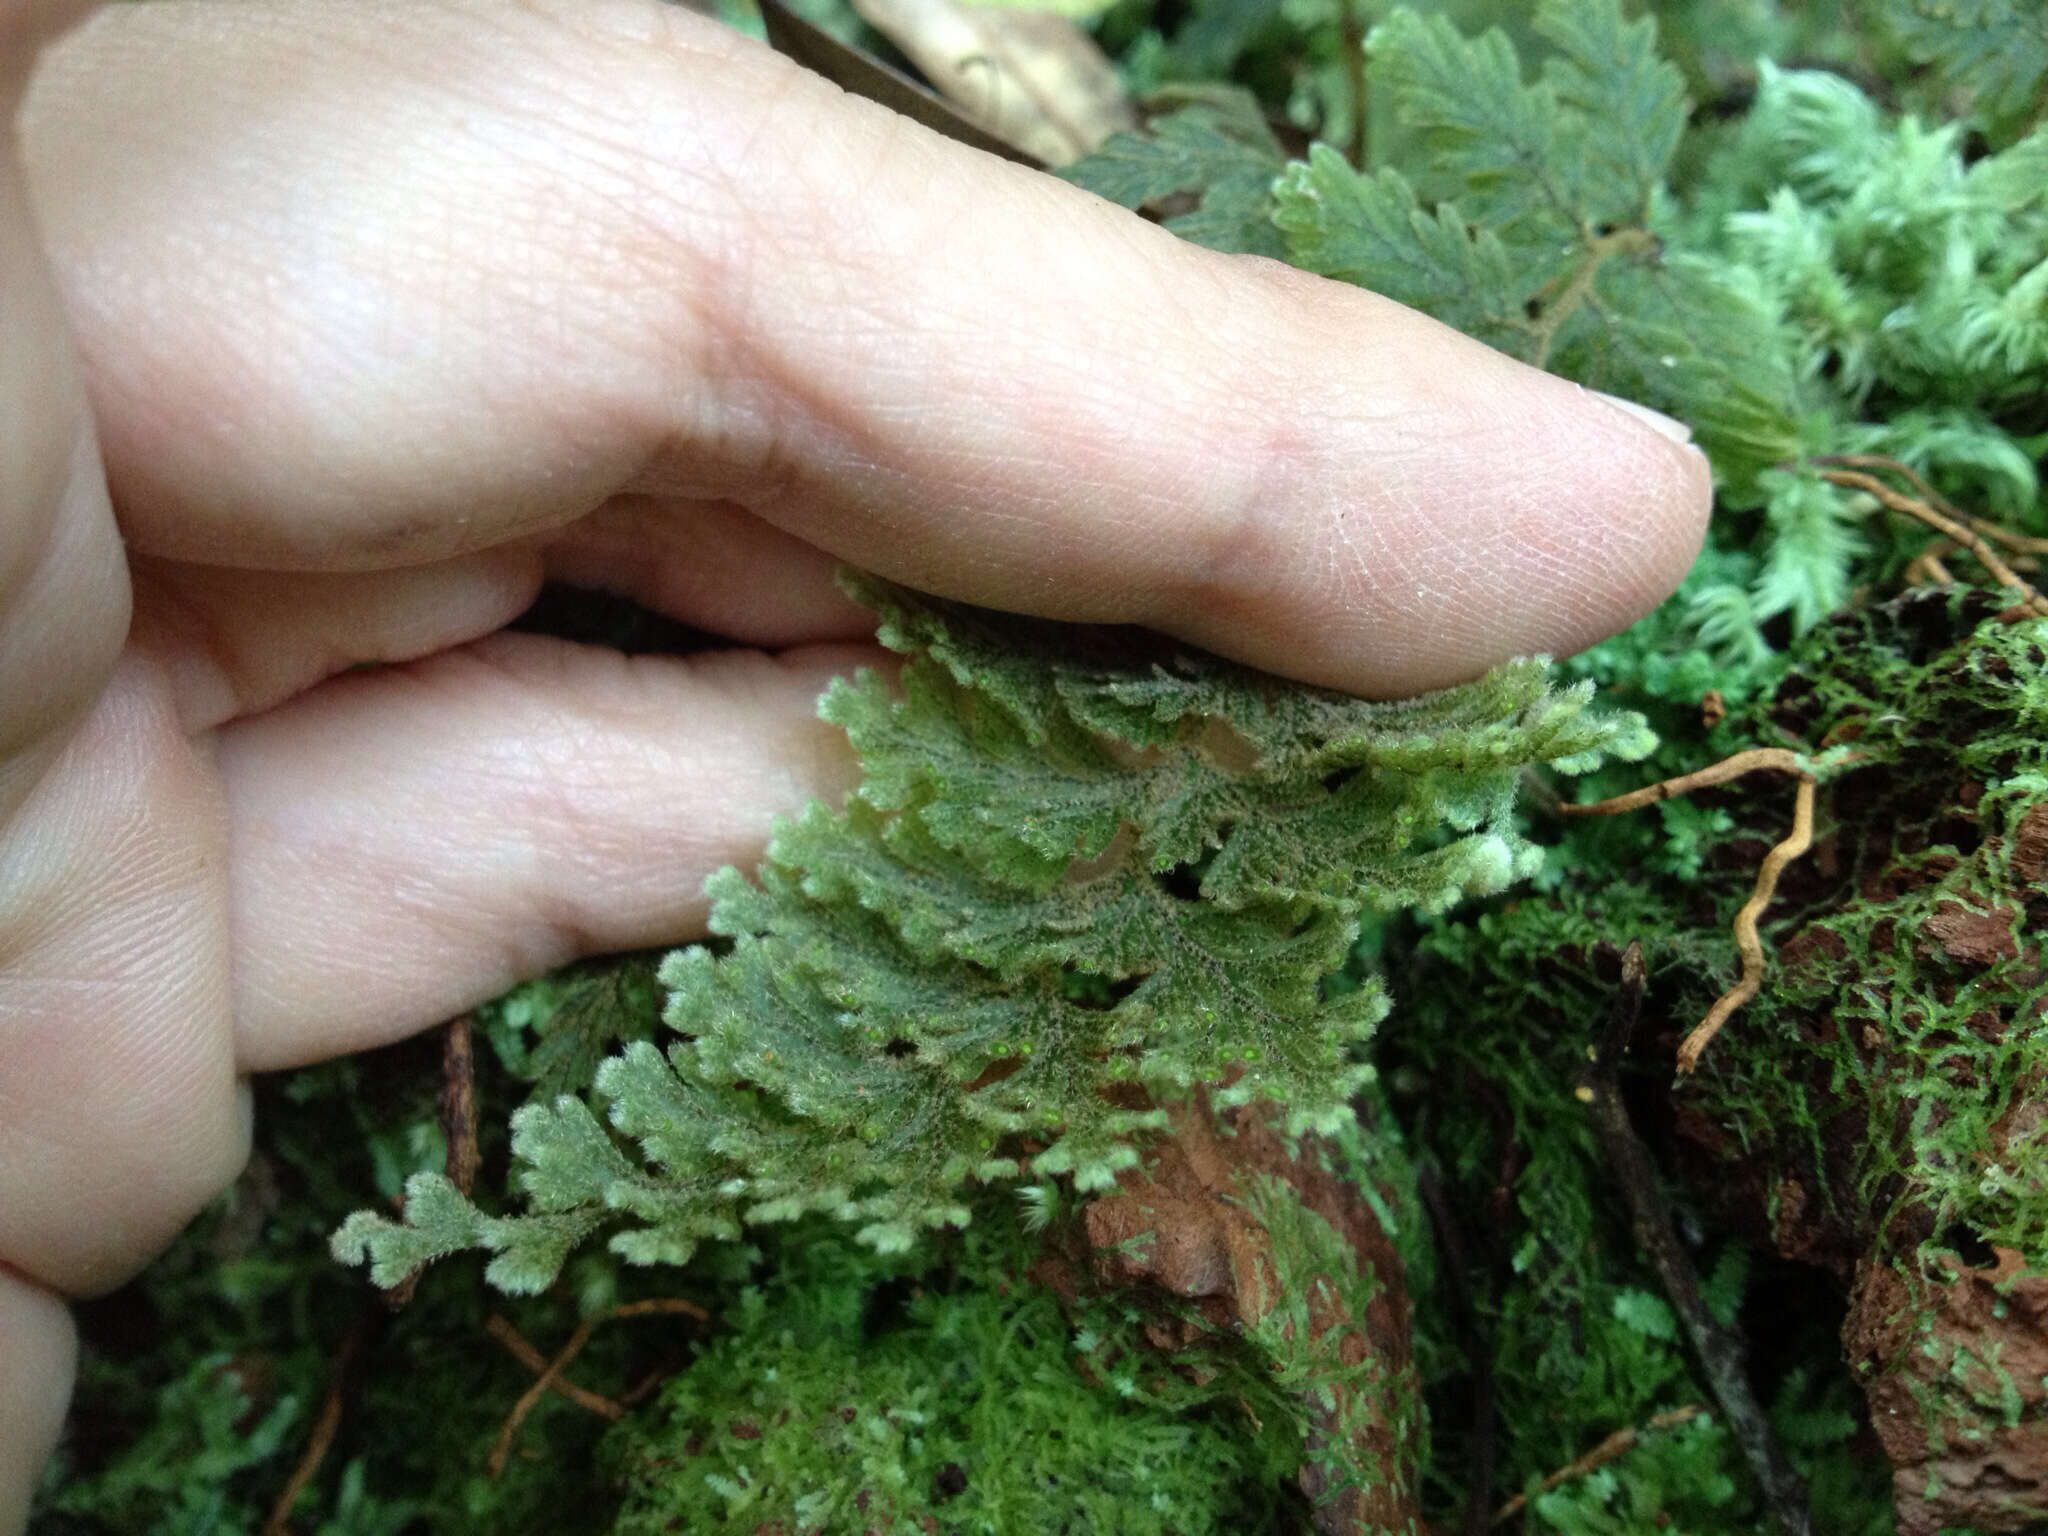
[381,1014,484,1310]
[487,1298,707,1477]
[484,1315,626,1420]
[1677,775,1814,1073]
[1492,1405,1703,1524]
[1576,944,1811,1535]
[264,1306,386,1536]
[1810,461,2048,619]
[1561,748,1805,818]
[1904,540,1956,588]
[440,1013,481,1197]
[1810,455,2048,556]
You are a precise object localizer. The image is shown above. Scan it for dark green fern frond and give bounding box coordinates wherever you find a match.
[1878,0,2048,136]
[1055,89,1287,255]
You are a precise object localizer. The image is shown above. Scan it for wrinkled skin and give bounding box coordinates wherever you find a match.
[0,0,1709,1520]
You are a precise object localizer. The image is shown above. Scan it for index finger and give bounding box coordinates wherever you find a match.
[22,0,1709,698]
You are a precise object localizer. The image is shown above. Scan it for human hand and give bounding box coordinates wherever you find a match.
[0,0,1708,1519]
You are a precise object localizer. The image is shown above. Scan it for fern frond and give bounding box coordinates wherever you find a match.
[1363,8,1577,241]
[1057,93,1287,256]
[1534,0,1688,220]
[1271,149,1531,356]
[335,579,1651,1290]
[1879,0,2048,133]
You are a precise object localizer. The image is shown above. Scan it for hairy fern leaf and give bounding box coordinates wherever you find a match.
[1879,0,2048,133]
[335,579,1650,1291]
[1057,93,1287,256]
[1269,150,1529,357]
[1362,8,1576,240]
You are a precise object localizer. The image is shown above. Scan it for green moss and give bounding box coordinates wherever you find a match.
[1238,1166,1427,1532]
[602,1214,1311,1536]
[36,1048,635,1536]
[1678,591,2048,1514]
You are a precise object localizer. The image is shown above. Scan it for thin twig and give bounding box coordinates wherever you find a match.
[1340,0,1367,168]
[1813,465,2048,618]
[264,1307,386,1536]
[1492,1405,1704,1524]
[1809,454,2048,555]
[1576,945,1812,1536]
[484,1315,627,1420]
[1904,541,1956,588]
[1812,452,1964,517]
[487,1299,708,1477]
[1677,774,1814,1074]
[441,1013,481,1196]
[1971,526,2048,558]
[619,1369,670,1410]
[1562,751,1815,1073]
[1560,748,1804,818]
[382,1013,485,1309]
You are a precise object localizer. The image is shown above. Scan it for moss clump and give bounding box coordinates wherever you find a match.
[1376,902,1862,1532]
[1679,588,2048,1273]
[601,1215,1311,1536]
[35,1047,638,1536]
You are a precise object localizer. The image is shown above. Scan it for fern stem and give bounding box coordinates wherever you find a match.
[1341,0,1368,168]
[1527,225,1659,369]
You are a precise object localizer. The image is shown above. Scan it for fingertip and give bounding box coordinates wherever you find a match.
[1124,281,1716,697]
[1466,366,1715,678]
[0,1263,76,1533]
[1586,388,1695,448]
[1564,384,1716,635]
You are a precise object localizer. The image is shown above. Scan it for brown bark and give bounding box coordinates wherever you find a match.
[1083,1096,1423,1535]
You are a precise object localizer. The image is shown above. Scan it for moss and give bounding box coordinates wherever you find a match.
[1680,590,2048,1274]
[1381,587,2047,1532]
[601,1213,1312,1536]
[37,1047,636,1535]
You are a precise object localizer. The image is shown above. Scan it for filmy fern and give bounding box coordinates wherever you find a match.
[335,577,1650,1291]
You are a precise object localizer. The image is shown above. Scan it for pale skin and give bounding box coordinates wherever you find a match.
[0,0,1711,1520]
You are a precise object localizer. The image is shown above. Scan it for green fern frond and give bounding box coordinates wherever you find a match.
[1270,149,1529,355]
[1362,8,1578,239]
[335,579,1650,1292]
[1056,92,1287,255]
[1878,0,2048,134]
